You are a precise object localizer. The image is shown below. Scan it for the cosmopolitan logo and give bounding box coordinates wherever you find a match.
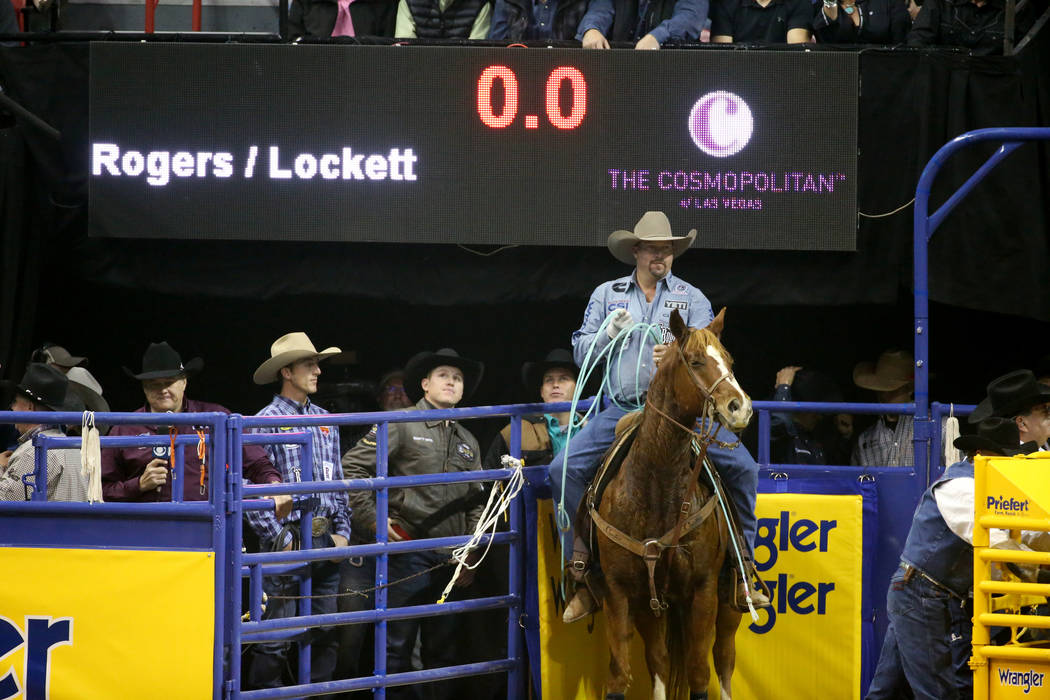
[988,495,1030,513]
[998,667,1045,694]
[688,91,753,158]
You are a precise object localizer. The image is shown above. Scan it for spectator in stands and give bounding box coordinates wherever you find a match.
[489,0,587,39]
[394,0,492,38]
[31,343,88,374]
[907,0,1031,55]
[245,333,349,691]
[866,412,1039,700]
[852,350,917,467]
[812,0,909,43]
[710,0,811,43]
[576,0,707,48]
[0,363,88,501]
[376,369,413,411]
[289,0,398,39]
[341,348,486,699]
[483,349,579,469]
[771,365,854,465]
[100,341,288,506]
[969,369,1050,451]
[906,0,921,18]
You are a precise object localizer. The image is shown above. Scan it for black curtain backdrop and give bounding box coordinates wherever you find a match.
[1,40,1048,445]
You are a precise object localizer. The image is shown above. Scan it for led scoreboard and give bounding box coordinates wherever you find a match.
[88,44,858,250]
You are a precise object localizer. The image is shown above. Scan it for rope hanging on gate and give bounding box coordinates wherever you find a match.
[944,404,962,466]
[197,429,207,495]
[437,455,526,605]
[80,412,103,503]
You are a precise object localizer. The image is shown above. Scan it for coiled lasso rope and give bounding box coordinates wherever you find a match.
[438,454,527,604]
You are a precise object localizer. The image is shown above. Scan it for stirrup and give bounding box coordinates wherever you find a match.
[733,569,771,613]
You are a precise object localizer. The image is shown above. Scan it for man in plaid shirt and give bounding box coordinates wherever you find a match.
[245,332,349,690]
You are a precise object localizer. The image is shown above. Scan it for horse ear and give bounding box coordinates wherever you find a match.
[669,308,688,343]
[707,307,727,338]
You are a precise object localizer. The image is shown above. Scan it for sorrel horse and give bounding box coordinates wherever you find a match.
[592,307,752,700]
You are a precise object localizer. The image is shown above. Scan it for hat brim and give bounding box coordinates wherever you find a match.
[67,381,109,412]
[968,385,1050,424]
[0,380,69,413]
[252,347,342,385]
[607,229,697,265]
[522,360,580,395]
[852,361,912,392]
[123,356,204,381]
[953,434,1038,457]
[405,354,484,404]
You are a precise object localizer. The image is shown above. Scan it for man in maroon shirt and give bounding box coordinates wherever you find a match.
[101,341,290,516]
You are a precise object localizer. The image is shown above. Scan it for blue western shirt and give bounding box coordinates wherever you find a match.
[571,270,714,405]
[246,394,350,548]
[575,0,708,43]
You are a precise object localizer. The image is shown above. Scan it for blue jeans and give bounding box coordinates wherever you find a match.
[246,534,342,690]
[866,565,972,700]
[548,404,759,560]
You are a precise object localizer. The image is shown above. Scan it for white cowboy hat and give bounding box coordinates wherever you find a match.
[253,332,342,385]
[607,211,697,265]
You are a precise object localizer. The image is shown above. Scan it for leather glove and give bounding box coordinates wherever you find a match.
[606,308,635,339]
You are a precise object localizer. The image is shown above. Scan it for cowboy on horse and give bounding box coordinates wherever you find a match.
[549,211,771,622]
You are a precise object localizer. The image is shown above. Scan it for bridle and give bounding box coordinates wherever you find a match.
[644,331,743,450]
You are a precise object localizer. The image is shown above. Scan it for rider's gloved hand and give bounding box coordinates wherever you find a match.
[606,308,634,339]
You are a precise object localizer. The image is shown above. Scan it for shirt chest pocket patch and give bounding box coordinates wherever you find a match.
[455,442,475,462]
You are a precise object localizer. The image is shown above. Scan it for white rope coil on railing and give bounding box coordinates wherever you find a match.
[437,455,526,604]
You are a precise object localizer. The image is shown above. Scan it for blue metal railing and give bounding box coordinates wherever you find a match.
[0,410,229,697]
[912,127,1050,475]
[228,400,591,700]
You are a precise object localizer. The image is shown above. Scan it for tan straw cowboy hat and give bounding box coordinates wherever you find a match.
[253,332,342,385]
[607,211,697,265]
[853,350,914,392]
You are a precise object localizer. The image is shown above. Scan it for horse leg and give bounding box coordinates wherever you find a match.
[633,608,669,700]
[684,576,720,700]
[603,581,635,699]
[711,600,742,700]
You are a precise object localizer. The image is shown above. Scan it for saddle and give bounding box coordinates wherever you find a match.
[573,416,738,615]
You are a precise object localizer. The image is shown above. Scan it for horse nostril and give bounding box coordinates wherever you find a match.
[728,399,740,414]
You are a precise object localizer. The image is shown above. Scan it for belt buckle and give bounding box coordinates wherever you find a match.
[311,517,330,538]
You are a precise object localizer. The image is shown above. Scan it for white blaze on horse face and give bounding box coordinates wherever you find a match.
[705,344,752,427]
[652,674,667,700]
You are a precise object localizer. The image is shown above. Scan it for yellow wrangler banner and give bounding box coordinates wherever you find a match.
[989,661,1050,699]
[0,547,214,700]
[538,493,863,699]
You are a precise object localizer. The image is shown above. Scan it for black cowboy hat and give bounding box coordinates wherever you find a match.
[0,363,85,412]
[123,341,203,381]
[404,348,483,404]
[790,369,844,404]
[969,370,1050,423]
[521,349,579,393]
[954,417,1038,456]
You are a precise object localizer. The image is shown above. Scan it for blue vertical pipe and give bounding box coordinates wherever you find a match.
[216,416,233,700]
[250,564,263,621]
[228,416,243,699]
[913,161,932,486]
[31,435,47,501]
[297,435,316,685]
[375,421,390,700]
[507,415,523,699]
[757,410,770,469]
[173,441,185,503]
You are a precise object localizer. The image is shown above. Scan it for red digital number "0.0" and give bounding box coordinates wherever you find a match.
[476,65,587,130]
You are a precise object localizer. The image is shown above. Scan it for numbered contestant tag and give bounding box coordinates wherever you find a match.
[322,461,334,481]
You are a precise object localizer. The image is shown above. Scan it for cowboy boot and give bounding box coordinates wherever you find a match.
[732,558,771,612]
[563,536,600,623]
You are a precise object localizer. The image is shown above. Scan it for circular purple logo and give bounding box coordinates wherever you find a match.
[688,91,753,158]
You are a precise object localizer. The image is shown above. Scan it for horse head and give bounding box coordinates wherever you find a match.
[667,307,753,432]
